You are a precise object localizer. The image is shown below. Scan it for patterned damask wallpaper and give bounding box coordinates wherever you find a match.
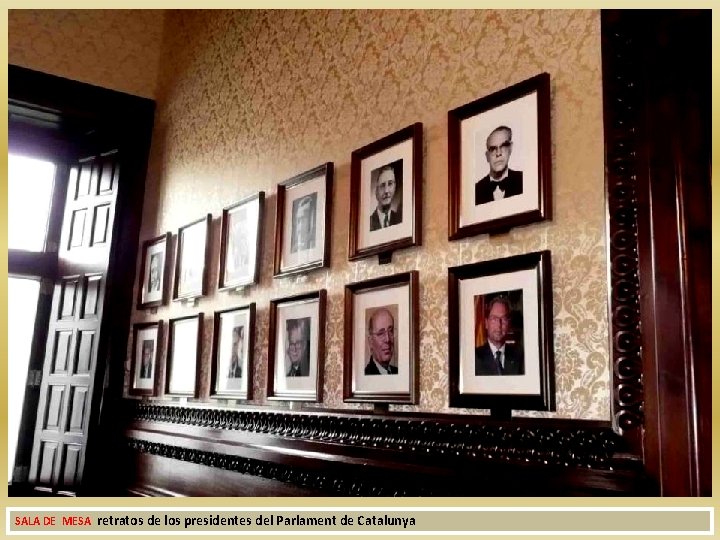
[133,10,610,420]
[8,10,165,98]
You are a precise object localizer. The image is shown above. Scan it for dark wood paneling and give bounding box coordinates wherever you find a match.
[121,404,653,497]
[129,452,318,498]
[602,9,710,496]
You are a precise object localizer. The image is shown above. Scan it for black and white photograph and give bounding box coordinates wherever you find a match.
[219,192,264,290]
[174,215,211,301]
[284,317,310,377]
[274,163,332,277]
[368,160,403,232]
[211,304,255,399]
[343,271,419,403]
[267,291,325,401]
[166,314,203,397]
[448,73,552,239]
[349,123,422,260]
[290,193,317,253]
[130,321,162,396]
[448,251,554,411]
[137,233,170,309]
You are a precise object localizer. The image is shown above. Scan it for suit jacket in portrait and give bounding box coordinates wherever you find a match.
[369,205,403,232]
[228,354,243,378]
[474,169,524,205]
[364,356,398,375]
[286,349,310,377]
[139,361,152,379]
[474,342,524,376]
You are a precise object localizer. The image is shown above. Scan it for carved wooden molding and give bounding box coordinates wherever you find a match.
[127,402,625,470]
[601,12,645,449]
[126,438,427,496]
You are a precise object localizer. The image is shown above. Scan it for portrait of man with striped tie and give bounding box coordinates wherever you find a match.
[474,293,524,376]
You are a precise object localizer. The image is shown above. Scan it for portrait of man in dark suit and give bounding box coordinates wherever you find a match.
[147,252,162,294]
[139,340,153,379]
[475,294,524,376]
[286,317,310,377]
[365,306,398,375]
[369,160,403,232]
[227,325,244,379]
[475,125,523,205]
[290,193,317,253]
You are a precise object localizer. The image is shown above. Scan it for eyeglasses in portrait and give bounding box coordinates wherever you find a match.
[449,73,552,239]
[448,251,555,412]
[267,290,326,402]
[343,271,419,404]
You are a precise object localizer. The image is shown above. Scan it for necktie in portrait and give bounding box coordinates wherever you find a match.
[495,350,504,374]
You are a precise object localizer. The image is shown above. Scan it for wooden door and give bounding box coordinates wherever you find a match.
[28,151,120,494]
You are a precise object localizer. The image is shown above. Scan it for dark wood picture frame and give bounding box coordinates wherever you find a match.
[165,313,203,397]
[218,192,264,291]
[349,123,423,261]
[343,271,419,404]
[448,250,554,412]
[129,321,162,397]
[210,303,255,400]
[267,290,326,402]
[173,214,211,301]
[273,163,333,278]
[136,233,171,310]
[448,73,552,239]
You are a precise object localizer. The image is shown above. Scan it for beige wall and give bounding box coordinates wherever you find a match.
[8,9,166,99]
[133,10,610,420]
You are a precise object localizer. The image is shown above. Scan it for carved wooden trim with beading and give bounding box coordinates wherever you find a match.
[128,402,623,470]
[126,438,428,496]
[601,14,645,442]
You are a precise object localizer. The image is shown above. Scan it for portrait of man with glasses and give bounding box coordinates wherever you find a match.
[285,317,310,377]
[474,125,524,205]
[474,293,524,376]
[365,306,398,375]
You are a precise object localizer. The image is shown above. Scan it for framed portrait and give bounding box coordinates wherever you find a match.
[267,290,326,402]
[210,303,255,400]
[129,321,162,396]
[343,271,419,404]
[349,123,423,261]
[165,314,203,397]
[173,214,211,301]
[448,73,551,239]
[448,250,554,411]
[219,192,264,290]
[273,163,332,278]
[137,233,170,309]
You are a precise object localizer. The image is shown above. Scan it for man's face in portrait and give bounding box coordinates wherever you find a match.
[367,309,395,367]
[287,325,305,366]
[375,168,396,212]
[485,301,511,347]
[485,129,513,178]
